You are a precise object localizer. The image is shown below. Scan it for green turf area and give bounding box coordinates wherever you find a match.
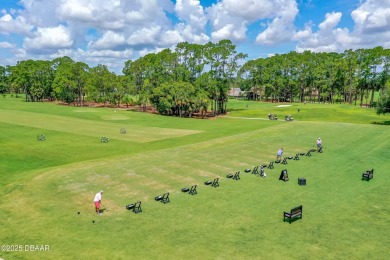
[0,110,202,143]
[1,96,389,259]
[226,98,390,124]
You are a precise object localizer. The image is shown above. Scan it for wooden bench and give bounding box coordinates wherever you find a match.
[362,169,374,181]
[283,205,302,223]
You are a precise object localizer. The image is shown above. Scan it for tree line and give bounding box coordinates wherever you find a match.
[239,47,390,107]
[1,40,389,116]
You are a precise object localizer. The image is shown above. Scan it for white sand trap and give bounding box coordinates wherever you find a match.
[275,105,292,107]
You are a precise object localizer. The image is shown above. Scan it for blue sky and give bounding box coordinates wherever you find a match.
[1,0,389,73]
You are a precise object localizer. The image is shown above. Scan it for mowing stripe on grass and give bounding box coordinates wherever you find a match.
[0,110,202,143]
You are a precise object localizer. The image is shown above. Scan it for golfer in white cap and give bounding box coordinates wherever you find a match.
[316,138,322,151]
[94,190,103,214]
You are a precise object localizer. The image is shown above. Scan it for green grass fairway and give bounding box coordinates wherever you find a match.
[0,110,202,143]
[226,98,390,124]
[1,97,390,259]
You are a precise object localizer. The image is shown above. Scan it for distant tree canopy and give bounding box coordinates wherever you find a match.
[1,42,390,117]
[239,46,390,106]
[376,89,390,115]
[122,40,246,115]
[0,65,9,94]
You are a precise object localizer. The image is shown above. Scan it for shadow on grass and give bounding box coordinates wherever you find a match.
[97,208,108,214]
[371,120,390,125]
[283,217,302,224]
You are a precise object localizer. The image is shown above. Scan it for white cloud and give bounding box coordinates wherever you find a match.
[139,47,167,58]
[212,24,234,40]
[24,25,73,51]
[193,33,210,43]
[293,23,313,41]
[221,0,279,21]
[295,12,343,53]
[18,0,61,27]
[0,0,176,72]
[0,41,15,48]
[296,0,390,53]
[160,30,185,46]
[2,0,390,74]
[319,12,342,31]
[212,23,247,42]
[58,0,97,23]
[124,0,172,26]
[14,48,27,59]
[0,13,34,35]
[175,0,207,33]
[352,0,390,33]
[256,17,295,44]
[90,31,126,50]
[255,0,298,45]
[126,26,162,46]
[170,0,211,44]
[172,23,210,44]
[207,0,298,44]
[0,13,12,22]
[49,47,134,72]
[57,0,174,31]
[87,49,133,59]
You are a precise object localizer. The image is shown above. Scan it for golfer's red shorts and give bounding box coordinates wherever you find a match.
[94,201,100,208]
